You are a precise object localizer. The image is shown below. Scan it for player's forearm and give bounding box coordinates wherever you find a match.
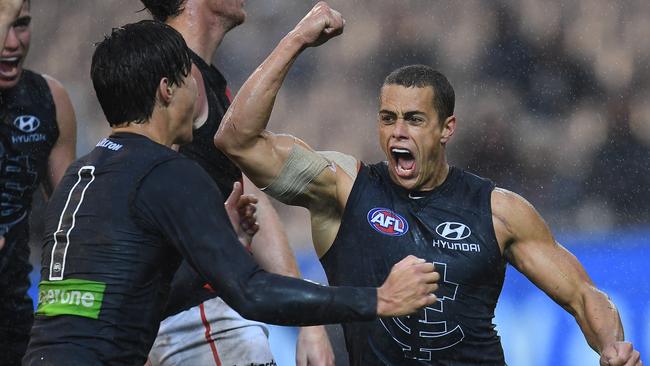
[572,285,624,354]
[216,33,304,152]
[249,193,301,277]
[220,270,377,326]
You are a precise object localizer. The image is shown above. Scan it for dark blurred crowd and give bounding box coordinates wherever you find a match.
[26,0,649,240]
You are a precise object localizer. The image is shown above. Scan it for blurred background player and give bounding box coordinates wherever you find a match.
[215,3,642,365]
[23,20,439,365]
[0,0,76,364]
[139,0,335,365]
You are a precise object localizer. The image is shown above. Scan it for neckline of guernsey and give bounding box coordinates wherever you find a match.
[402,166,457,200]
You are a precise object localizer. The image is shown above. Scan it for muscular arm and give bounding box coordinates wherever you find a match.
[43,75,76,197]
[492,188,636,362]
[214,3,346,212]
[215,3,355,255]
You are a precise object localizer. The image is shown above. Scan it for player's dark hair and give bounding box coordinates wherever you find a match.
[140,0,185,22]
[91,20,192,126]
[383,65,455,123]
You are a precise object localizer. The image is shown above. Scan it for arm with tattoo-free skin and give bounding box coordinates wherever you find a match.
[215,2,353,257]
[43,75,76,197]
[492,188,641,366]
[215,1,345,204]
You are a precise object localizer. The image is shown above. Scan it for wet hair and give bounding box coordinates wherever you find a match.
[91,20,192,126]
[140,0,185,22]
[383,65,455,123]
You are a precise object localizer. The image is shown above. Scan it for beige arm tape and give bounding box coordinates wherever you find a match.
[261,144,330,204]
[317,150,359,179]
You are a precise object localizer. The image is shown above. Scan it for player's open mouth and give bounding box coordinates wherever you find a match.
[391,147,416,177]
[0,56,21,79]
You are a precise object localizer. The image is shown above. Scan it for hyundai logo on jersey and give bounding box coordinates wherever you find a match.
[436,222,472,240]
[13,115,41,133]
[367,208,409,236]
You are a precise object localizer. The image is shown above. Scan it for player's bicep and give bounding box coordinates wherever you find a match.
[233,133,340,209]
[495,189,592,310]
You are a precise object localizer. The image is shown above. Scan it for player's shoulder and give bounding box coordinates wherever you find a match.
[455,167,495,189]
[41,73,62,88]
[40,73,72,100]
[147,154,213,184]
[492,187,532,211]
[491,187,542,233]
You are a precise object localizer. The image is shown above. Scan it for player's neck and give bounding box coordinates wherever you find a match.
[168,13,228,65]
[418,158,450,192]
[111,119,177,148]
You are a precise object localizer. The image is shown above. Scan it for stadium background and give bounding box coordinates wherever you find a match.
[23,1,649,364]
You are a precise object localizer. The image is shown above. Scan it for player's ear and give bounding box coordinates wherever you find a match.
[157,77,174,105]
[440,115,456,145]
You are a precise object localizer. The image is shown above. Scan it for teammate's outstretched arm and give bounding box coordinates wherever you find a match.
[215,2,346,209]
[492,188,642,366]
[135,159,439,326]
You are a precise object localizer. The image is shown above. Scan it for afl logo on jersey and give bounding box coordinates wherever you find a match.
[367,208,409,236]
[436,222,471,240]
[13,115,41,133]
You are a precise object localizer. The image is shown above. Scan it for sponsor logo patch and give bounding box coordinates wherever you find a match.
[13,115,41,133]
[367,207,409,236]
[36,278,106,319]
[96,138,123,151]
[435,222,471,240]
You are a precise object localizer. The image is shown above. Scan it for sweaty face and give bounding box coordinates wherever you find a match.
[378,85,448,191]
[0,2,31,90]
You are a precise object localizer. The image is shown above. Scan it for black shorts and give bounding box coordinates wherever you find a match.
[0,236,33,366]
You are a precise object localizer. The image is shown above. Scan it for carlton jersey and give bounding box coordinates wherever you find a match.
[0,69,58,259]
[321,163,506,365]
[25,133,377,365]
[25,133,188,365]
[0,69,58,365]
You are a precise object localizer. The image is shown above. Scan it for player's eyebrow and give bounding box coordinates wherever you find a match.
[403,111,427,119]
[13,16,31,27]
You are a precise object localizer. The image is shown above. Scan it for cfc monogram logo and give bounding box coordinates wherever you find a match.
[13,115,41,133]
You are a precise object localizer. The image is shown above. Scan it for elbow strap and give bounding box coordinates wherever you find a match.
[262,144,330,204]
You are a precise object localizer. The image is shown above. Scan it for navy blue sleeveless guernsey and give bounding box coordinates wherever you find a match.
[321,162,507,365]
[0,69,58,253]
[0,69,58,364]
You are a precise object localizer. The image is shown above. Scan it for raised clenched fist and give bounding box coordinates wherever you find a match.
[289,1,345,49]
